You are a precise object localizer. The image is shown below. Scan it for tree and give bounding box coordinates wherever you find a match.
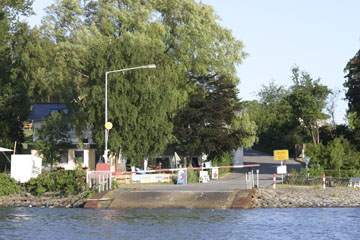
[38,0,247,165]
[287,67,331,145]
[344,49,360,115]
[173,75,254,163]
[35,113,71,169]
[344,49,360,145]
[0,1,33,156]
[246,81,298,153]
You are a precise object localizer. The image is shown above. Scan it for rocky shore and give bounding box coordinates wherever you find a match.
[253,186,360,208]
[0,194,86,208]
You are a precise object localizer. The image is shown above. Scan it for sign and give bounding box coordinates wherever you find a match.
[274,150,289,161]
[199,171,209,183]
[177,170,187,184]
[277,165,287,175]
[212,167,219,180]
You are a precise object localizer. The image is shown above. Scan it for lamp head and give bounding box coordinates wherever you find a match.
[145,64,156,69]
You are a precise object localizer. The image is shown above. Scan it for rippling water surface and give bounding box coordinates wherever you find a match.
[1,207,360,240]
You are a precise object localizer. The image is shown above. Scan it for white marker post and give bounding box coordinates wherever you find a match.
[273,173,276,189]
[323,173,326,189]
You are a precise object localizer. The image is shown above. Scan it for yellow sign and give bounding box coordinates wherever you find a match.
[105,122,113,130]
[274,150,289,161]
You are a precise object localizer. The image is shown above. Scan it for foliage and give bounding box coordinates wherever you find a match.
[299,163,324,177]
[344,49,360,116]
[231,109,258,149]
[0,173,20,196]
[186,170,200,183]
[25,168,86,196]
[35,113,71,168]
[174,75,252,162]
[246,81,298,154]
[0,2,34,170]
[35,0,246,166]
[287,66,331,145]
[212,152,233,176]
[305,137,360,174]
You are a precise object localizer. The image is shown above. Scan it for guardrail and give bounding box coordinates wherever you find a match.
[86,171,112,193]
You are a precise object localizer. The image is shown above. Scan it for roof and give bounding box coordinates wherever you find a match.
[28,103,68,121]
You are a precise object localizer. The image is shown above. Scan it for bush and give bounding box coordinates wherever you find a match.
[212,152,233,177]
[187,170,199,183]
[0,173,20,196]
[25,168,86,196]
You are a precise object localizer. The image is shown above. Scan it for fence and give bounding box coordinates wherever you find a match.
[284,175,351,187]
[86,171,112,193]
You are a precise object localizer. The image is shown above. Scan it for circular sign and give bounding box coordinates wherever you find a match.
[105,122,113,130]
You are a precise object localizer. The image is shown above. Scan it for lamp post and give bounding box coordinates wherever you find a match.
[104,64,156,164]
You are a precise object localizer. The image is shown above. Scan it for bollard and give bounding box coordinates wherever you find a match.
[256,169,259,188]
[273,173,276,189]
[323,173,326,189]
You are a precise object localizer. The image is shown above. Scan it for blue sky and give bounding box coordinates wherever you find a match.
[27,0,360,124]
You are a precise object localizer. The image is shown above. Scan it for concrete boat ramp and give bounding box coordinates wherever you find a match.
[85,150,302,209]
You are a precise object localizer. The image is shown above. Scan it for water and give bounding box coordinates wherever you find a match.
[1,207,359,240]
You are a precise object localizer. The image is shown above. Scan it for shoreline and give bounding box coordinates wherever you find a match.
[2,186,360,209]
[0,194,86,208]
[253,186,360,209]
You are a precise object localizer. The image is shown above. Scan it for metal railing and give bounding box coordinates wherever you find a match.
[86,171,112,193]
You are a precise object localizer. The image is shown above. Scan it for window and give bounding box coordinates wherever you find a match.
[60,151,68,163]
[50,109,59,114]
[75,150,84,164]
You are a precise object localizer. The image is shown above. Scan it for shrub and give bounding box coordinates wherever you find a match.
[212,152,233,177]
[0,173,20,196]
[187,170,199,183]
[25,168,86,196]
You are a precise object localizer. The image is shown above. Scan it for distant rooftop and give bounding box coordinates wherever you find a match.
[28,103,68,121]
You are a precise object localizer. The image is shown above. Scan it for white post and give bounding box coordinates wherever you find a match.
[273,173,276,189]
[323,173,326,190]
[109,173,112,190]
[256,169,259,188]
[102,174,105,191]
[245,172,248,189]
[98,175,101,193]
[252,169,254,188]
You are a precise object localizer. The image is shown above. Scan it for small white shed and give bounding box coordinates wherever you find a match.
[11,155,42,183]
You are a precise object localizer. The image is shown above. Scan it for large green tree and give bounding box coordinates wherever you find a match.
[344,49,360,144]
[38,0,246,165]
[0,1,33,156]
[287,67,331,145]
[246,81,298,153]
[173,75,254,163]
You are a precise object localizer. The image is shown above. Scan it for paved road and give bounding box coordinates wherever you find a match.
[243,149,303,187]
[118,149,303,191]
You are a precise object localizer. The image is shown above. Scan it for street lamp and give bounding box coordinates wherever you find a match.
[104,64,156,164]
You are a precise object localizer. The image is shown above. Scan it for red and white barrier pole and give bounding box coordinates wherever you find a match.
[323,173,326,189]
[273,173,276,189]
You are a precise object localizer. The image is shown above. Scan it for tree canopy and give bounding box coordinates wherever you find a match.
[30,0,247,165]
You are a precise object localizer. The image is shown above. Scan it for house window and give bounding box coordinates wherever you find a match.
[50,109,59,114]
[75,150,84,164]
[60,151,68,163]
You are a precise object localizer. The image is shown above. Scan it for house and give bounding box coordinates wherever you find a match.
[28,103,96,170]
